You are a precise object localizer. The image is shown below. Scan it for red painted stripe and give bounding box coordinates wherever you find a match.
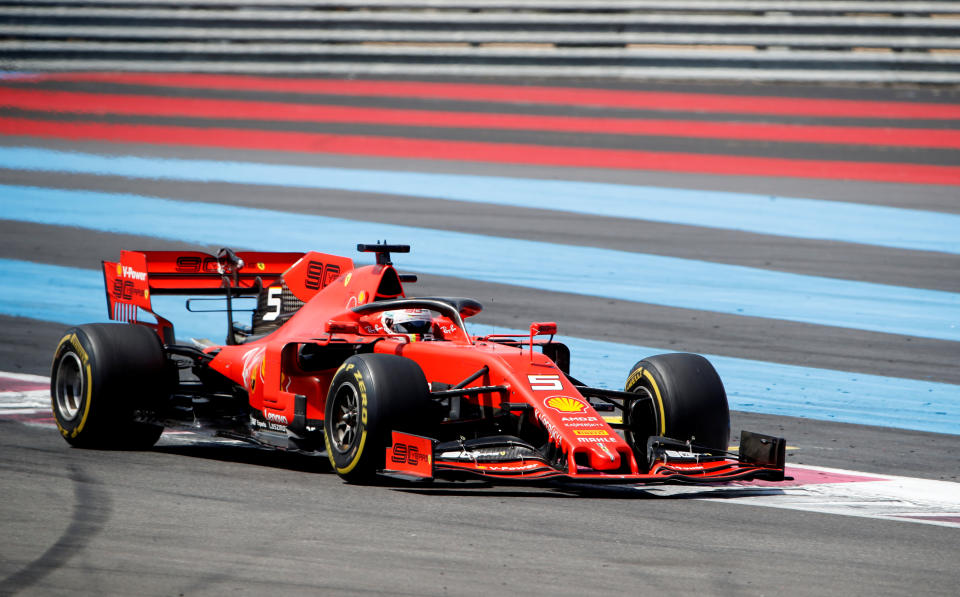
[37,71,960,120]
[741,466,887,487]
[4,117,959,185]
[3,413,57,424]
[2,87,958,149]
[0,374,48,392]
[0,380,48,392]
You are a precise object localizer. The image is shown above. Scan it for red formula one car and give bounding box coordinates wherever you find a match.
[50,244,785,485]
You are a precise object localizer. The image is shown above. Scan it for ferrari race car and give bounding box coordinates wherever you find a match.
[50,244,786,485]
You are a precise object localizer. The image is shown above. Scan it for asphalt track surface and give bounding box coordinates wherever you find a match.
[1,74,958,596]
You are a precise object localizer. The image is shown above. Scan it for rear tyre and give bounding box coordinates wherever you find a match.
[50,324,169,449]
[324,354,431,483]
[623,353,730,466]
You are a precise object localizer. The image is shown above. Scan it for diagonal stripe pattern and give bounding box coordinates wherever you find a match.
[0,72,957,434]
[3,184,959,342]
[1,147,957,255]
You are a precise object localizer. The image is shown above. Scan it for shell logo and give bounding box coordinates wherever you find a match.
[543,395,588,413]
[116,263,122,275]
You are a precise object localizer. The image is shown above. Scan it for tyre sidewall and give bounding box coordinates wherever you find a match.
[324,357,383,479]
[51,328,102,445]
[625,353,730,451]
[323,354,430,482]
[50,324,168,448]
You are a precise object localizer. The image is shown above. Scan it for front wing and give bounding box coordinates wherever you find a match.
[384,431,787,485]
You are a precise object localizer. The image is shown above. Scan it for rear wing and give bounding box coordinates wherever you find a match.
[103,249,305,342]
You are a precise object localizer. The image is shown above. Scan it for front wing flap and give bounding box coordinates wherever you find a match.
[382,430,787,484]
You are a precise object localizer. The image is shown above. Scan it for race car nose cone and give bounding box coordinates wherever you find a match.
[585,442,622,471]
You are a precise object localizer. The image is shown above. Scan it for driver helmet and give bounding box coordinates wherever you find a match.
[381,308,435,336]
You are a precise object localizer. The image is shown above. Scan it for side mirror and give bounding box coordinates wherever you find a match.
[529,322,558,359]
[530,322,557,336]
[325,320,359,334]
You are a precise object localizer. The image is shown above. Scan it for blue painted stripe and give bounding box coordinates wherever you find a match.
[3,184,959,342]
[1,146,958,255]
[4,259,957,435]
[0,258,248,341]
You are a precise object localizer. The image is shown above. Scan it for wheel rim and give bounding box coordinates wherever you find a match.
[626,385,657,447]
[55,351,85,421]
[330,381,361,454]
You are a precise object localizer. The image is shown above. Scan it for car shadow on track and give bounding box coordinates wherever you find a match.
[152,440,330,474]
[149,435,789,500]
[149,442,789,499]
[390,483,653,499]
[391,481,788,500]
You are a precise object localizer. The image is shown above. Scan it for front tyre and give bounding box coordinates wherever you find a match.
[324,354,430,483]
[623,353,730,465]
[51,324,169,449]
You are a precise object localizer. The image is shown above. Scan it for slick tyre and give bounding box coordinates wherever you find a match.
[623,353,730,463]
[51,324,169,449]
[324,354,430,484]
